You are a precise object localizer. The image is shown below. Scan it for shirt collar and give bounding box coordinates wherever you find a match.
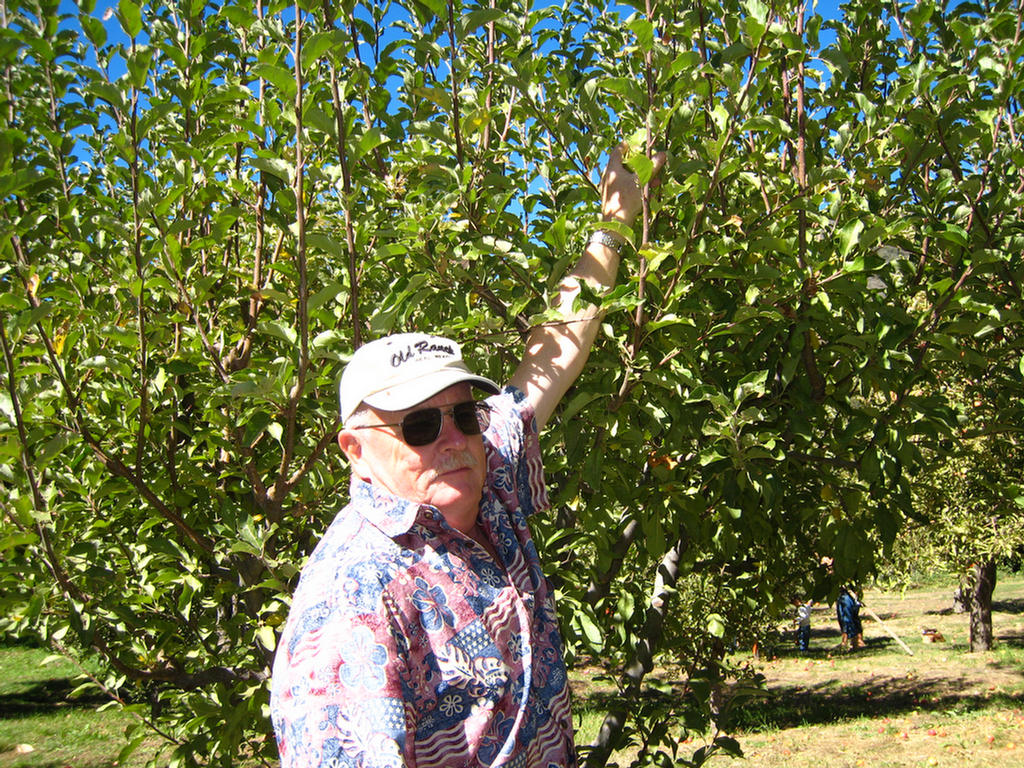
[349,475,438,538]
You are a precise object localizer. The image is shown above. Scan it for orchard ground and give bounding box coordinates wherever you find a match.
[726,574,1024,768]
[2,574,1022,767]
[574,573,1024,767]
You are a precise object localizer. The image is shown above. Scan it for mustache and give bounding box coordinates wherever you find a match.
[427,450,479,478]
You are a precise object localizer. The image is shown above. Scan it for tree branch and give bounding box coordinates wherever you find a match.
[322,0,363,348]
[583,533,689,768]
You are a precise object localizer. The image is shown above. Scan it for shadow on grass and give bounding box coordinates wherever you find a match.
[0,755,120,768]
[750,626,845,659]
[993,597,1024,615]
[573,651,1024,736]
[771,628,1024,660]
[995,629,1024,651]
[766,633,916,665]
[925,598,1024,617]
[730,633,1024,733]
[0,676,108,719]
[730,677,1024,733]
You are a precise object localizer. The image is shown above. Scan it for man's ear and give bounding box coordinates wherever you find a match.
[338,428,372,481]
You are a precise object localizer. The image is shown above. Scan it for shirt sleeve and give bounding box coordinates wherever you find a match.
[483,386,550,519]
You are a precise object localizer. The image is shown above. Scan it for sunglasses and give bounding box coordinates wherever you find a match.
[351,401,492,446]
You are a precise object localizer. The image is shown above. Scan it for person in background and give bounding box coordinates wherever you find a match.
[794,598,813,652]
[270,145,665,768]
[837,587,865,650]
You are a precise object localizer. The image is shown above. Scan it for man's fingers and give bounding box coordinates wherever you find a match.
[653,151,668,188]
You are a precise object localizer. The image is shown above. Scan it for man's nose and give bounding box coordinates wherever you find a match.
[435,409,468,447]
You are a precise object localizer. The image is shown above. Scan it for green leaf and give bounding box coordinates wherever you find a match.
[0,169,37,199]
[937,223,968,248]
[859,449,880,483]
[713,735,744,757]
[257,625,277,652]
[576,611,604,648]
[250,156,294,183]
[309,282,345,312]
[740,115,792,137]
[35,434,70,466]
[117,0,142,37]
[306,233,345,256]
[416,0,446,20]
[80,14,106,47]
[627,17,655,51]
[301,30,341,70]
[600,76,644,107]
[707,614,726,637]
[84,81,126,112]
[258,320,297,345]
[355,127,388,161]
[126,45,154,89]
[221,4,256,27]
[252,63,297,98]
[733,370,768,404]
[0,531,39,552]
[117,732,149,765]
[625,152,655,187]
[720,41,751,63]
[462,8,504,33]
[839,218,865,259]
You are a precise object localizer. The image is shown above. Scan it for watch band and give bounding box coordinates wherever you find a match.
[587,230,624,254]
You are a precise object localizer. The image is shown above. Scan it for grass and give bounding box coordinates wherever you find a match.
[0,643,157,768]
[732,577,1024,767]
[572,574,1024,767]
[2,575,1022,767]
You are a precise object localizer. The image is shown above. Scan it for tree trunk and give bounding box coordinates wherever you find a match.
[952,586,969,613]
[969,559,997,652]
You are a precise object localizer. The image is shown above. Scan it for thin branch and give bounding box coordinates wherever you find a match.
[48,636,183,745]
[128,39,151,476]
[583,517,641,605]
[794,3,807,271]
[284,426,340,489]
[322,0,363,348]
[1,319,97,609]
[277,4,311,487]
[446,0,464,168]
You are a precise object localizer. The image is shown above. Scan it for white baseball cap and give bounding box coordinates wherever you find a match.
[339,333,500,424]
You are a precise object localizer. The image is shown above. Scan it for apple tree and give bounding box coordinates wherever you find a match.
[0,0,1021,766]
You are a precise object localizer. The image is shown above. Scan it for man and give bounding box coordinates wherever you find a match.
[270,145,665,768]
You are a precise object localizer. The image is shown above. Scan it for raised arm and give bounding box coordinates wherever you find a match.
[508,144,665,429]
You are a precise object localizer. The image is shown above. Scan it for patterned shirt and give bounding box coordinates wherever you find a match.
[270,388,576,768]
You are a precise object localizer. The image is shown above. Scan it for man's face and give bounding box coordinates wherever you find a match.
[339,383,487,533]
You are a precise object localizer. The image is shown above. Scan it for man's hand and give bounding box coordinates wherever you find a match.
[600,143,667,227]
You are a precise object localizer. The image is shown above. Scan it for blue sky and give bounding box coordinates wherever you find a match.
[54,0,854,108]
[61,0,851,46]
[817,0,844,19]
